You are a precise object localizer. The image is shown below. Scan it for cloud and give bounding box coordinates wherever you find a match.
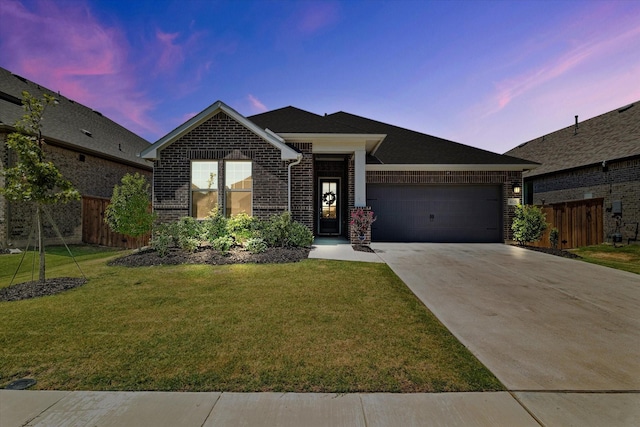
[485,14,640,116]
[155,30,185,74]
[296,1,340,35]
[0,0,160,139]
[248,94,267,113]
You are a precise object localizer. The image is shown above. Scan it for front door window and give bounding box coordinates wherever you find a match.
[319,179,340,234]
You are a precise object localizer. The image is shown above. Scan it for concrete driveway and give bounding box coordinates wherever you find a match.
[372,243,640,391]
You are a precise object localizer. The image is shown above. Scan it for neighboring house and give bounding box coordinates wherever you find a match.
[0,67,152,248]
[505,101,640,245]
[141,101,536,243]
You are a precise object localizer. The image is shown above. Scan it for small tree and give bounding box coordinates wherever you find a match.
[512,204,548,246]
[104,173,155,248]
[0,91,80,282]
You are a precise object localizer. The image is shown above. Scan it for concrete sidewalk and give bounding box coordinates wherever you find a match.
[309,237,383,263]
[3,390,638,427]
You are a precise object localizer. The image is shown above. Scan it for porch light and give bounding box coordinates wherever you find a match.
[512,182,522,194]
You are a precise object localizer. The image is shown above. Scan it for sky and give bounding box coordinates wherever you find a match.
[1,0,639,154]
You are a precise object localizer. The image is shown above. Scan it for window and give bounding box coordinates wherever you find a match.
[191,161,218,219]
[225,161,252,216]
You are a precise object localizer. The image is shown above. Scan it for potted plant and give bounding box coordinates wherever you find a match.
[350,208,376,243]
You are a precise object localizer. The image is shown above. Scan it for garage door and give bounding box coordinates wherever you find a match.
[367,184,502,242]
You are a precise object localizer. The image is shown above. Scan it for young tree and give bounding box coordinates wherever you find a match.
[104,172,155,248]
[511,204,548,246]
[1,91,80,282]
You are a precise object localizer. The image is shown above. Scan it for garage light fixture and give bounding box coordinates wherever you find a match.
[512,182,522,194]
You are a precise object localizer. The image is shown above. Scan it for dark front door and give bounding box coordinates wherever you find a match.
[319,178,340,235]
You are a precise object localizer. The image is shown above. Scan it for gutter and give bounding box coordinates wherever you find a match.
[287,153,304,213]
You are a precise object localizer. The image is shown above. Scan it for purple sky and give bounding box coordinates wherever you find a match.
[1,0,639,154]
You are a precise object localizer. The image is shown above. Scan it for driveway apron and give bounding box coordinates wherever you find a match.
[372,243,640,391]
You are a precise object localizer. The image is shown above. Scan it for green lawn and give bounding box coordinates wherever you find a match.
[0,247,502,392]
[571,244,640,275]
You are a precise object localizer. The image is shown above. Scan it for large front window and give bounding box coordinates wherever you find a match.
[225,161,252,216]
[191,161,218,219]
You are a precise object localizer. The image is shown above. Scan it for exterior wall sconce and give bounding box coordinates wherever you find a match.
[512,182,522,194]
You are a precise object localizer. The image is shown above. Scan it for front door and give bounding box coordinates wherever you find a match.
[319,178,340,235]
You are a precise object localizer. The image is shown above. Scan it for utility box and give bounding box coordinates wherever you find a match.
[612,201,622,215]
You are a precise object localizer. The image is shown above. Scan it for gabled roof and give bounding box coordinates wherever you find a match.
[0,66,151,169]
[249,106,535,167]
[141,101,300,160]
[249,106,363,134]
[505,101,640,178]
[327,111,535,166]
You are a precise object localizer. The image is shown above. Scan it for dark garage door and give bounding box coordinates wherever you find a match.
[367,184,502,242]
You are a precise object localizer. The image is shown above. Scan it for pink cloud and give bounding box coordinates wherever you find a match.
[0,0,160,139]
[487,13,640,116]
[155,30,185,74]
[248,94,267,113]
[296,2,340,35]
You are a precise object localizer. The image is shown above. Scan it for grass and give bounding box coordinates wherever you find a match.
[571,243,640,275]
[0,247,503,393]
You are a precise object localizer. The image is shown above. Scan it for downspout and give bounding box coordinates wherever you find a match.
[288,153,304,213]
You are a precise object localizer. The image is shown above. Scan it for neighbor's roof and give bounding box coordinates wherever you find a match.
[504,101,640,178]
[250,107,535,166]
[0,66,151,169]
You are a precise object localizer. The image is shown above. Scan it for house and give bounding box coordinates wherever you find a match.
[142,100,536,243]
[505,101,640,245]
[0,67,152,248]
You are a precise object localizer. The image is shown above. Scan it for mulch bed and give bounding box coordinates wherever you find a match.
[352,244,375,253]
[107,246,311,267]
[514,245,581,259]
[0,278,87,302]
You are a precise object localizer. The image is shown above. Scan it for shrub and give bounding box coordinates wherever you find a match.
[261,212,313,248]
[550,228,559,249]
[245,237,268,254]
[150,224,173,257]
[226,213,258,244]
[262,212,292,247]
[512,204,548,246]
[212,236,234,254]
[287,221,314,247]
[175,217,203,252]
[202,207,227,243]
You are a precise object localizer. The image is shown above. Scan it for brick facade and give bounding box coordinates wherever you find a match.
[153,112,314,229]
[365,170,523,241]
[1,132,151,248]
[528,157,640,242]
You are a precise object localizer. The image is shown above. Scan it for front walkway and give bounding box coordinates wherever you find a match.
[308,237,383,263]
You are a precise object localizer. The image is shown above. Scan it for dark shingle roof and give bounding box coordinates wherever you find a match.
[504,101,640,177]
[327,111,533,165]
[248,106,364,134]
[0,66,151,169]
[250,106,534,165]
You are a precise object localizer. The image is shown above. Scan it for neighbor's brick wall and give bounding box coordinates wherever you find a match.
[529,157,640,242]
[366,170,523,242]
[1,134,151,248]
[154,111,312,227]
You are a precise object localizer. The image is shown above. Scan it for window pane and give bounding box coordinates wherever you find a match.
[226,191,252,217]
[192,190,218,219]
[226,161,252,190]
[192,161,218,190]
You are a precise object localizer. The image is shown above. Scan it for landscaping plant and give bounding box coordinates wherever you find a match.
[550,227,559,249]
[0,91,80,282]
[104,172,155,249]
[512,204,548,245]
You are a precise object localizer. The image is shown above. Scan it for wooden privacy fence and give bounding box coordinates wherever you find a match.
[531,198,604,249]
[82,196,150,249]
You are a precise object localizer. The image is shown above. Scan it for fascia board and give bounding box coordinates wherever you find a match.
[278,133,386,154]
[366,163,540,172]
[140,101,299,160]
